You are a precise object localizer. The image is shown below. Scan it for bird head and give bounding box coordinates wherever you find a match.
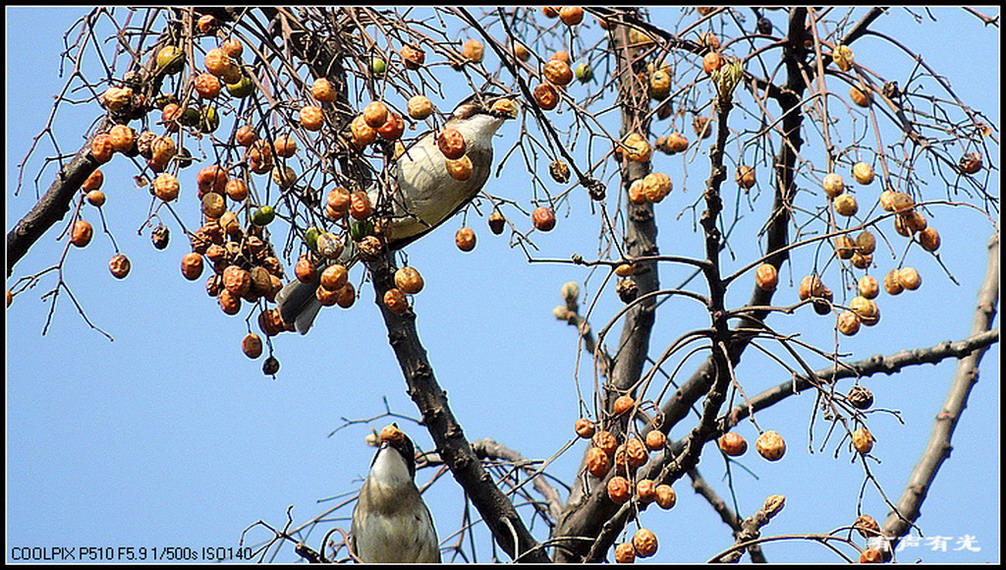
[446,92,519,139]
[370,424,418,483]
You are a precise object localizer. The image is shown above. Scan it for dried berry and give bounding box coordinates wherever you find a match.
[755,263,778,291]
[616,278,639,303]
[645,430,667,451]
[488,211,506,235]
[852,427,875,454]
[592,430,618,456]
[242,333,263,359]
[607,475,631,504]
[918,226,941,252]
[835,235,856,260]
[394,266,424,295]
[854,514,881,539]
[533,83,559,110]
[959,152,983,175]
[849,84,872,107]
[586,446,611,477]
[852,162,874,185]
[180,252,204,281]
[718,432,748,456]
[300,105,324,131]
[736,165,756,189]
[262,355,280,375]
[312,77,336,103]
[319,264,349,292]
[883,269,904,295]
[833,193,859,217]
[108,254,131,279]
[543,59,573,86]
[837,311,861,336]
[655,484,676,509]
[857,275,880,299]
[446,156,474,181]
[614,542,635,564]
[756,430,786,461]
[383,288,409,314]
[624,437,648,468]
[575,418,596,439]
[407,95,435,120]
[363,101,389,129]
[822,173,845,198]
[898,267,921,290]
[632,528,658,558]
[636,479,657,503]
[437,128,467,160]
[70,220,93,248]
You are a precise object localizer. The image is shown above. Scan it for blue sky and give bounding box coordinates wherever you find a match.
[6,7,999,564]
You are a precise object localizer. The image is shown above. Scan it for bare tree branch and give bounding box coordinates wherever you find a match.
[882,234,999,544]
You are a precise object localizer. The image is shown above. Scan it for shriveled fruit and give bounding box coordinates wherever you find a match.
[736,165,756,189]
[852,427,875,454]
[488,211,506,235]
[446,156,474,181]
[586,446,611,477]
[959,152,983,175]
[835,235,856,259]
[462,38,484,63]
[859,548,883,563]
[533,83,560,110]
[857,275,880,299]
[854,514,881,539]
[614,542,635,564]
[833,193,859,217]
[180,254,203,281]
[300,105,324,131]
[82,169,104,192]
[592,430,618,456]
[532,207,557,232]
[543,59,573,86]
[225,179,249,201]
[400,44,426,70]
[86,190,106,207]
[702,51,724,74]
[377,113,405,142]
[407,95,435,120]
[108,253,131,279]
[90,134,115,164]
[837,310,861,336]
[632,528,658,558]
[655,484,676,509]
[918,226,941,252]
[437,128,467,159]
[718,432,748,456]
[383,288,409,314]
[756,430,786,461]
[607,475,630,504]
[856,230,877,255]
[636,479,657,503]
[242,333,263,359]
[349,191,373,220]
[559,6,584,26]
[455,227,476,252]
[575,418,596,439]
[755,263,778,291]
[153,173,180,202]
[883,269,903,295]
[640,172,672,203]
[312,77,337,103]
[898,267,921,290]
[70,220,93,247]
[363,101,389,128]
[822,173,845,198]
[849,83,872,107]
[295,256,317,283]
[321,264,349,292]
[644,429,666,451]
[394,266,425,294]
[852,162,874,185]
[848,385,874,410]
[613,395,635,416]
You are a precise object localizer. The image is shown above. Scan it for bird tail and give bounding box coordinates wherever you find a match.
[277,248,359,335]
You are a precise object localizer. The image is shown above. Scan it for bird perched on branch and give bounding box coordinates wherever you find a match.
[277,93,518,334]
[350,425,440,563]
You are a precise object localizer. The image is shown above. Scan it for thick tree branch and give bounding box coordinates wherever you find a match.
[882,234,999,544]
[552,8,659,561]
[366,255,549,563]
